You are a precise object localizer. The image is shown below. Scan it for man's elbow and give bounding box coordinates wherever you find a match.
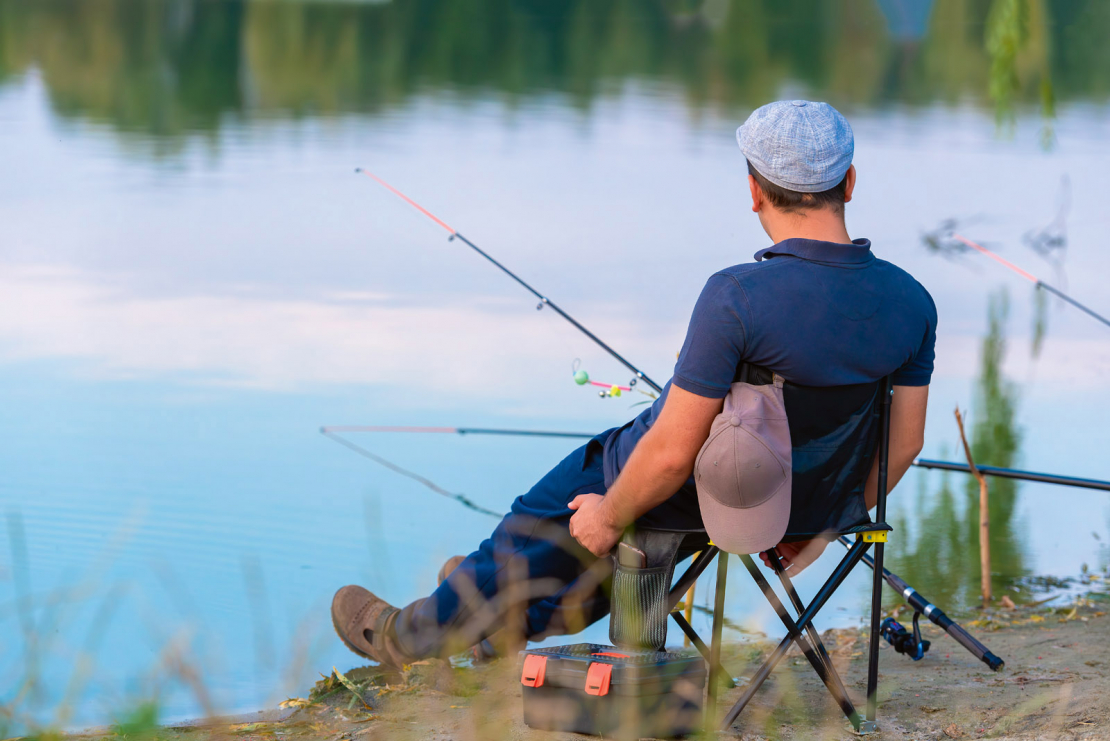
[654,449,695,482]
[898,434,925,466]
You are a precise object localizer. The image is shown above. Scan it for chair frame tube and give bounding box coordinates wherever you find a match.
[705,552,729,723]
[864,376,894,729]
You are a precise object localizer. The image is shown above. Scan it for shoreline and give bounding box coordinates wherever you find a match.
[62,598,1109,741]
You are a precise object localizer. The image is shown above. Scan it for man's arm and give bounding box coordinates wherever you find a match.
[864,384,929,509]
[568,385,723,556]
[768,384,929,572]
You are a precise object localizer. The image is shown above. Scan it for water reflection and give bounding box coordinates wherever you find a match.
[2,0,1109,151]
[889,289,1028,610]
[985,0,1055,141]
[967,290,1026,593]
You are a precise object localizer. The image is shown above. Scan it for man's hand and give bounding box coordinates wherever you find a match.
[568,494,623,557]
[758,538,828,574]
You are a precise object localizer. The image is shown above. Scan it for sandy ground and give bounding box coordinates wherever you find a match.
[73,601,1110,741]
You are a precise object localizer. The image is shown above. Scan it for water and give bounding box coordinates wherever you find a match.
[1,0,1109,731]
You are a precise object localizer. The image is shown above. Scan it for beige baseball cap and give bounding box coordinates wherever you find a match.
[694,377,792,554]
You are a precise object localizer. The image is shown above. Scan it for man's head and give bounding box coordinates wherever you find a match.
[745,160,850,217]
[737,100,856,235]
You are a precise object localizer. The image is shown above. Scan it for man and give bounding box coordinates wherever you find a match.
[331,100,936,667]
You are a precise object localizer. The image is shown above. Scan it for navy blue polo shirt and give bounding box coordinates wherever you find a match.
[602,237,937,487]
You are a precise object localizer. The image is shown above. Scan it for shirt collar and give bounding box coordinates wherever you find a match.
[754,237,874,265]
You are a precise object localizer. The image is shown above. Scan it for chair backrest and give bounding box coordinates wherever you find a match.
[740,364,886,541]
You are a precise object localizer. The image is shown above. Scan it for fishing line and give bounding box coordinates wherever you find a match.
[952,233,1110,329]
[320,428,503,519]
[355,168,663,394]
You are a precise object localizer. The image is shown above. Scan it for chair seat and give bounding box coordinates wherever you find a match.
[637,522,890,550]
[781,521,892,544]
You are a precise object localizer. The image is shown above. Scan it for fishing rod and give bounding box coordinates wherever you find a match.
[356,168,663,394]
[952,233,1110,330]
[321,425,595,440]
[914,458,1110,492]
[325,425,1110,492]
[836,536,1004,671]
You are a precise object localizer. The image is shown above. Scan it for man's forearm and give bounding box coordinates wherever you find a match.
[599,435,692,529]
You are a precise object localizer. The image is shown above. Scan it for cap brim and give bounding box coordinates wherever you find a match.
[697,484,790,555]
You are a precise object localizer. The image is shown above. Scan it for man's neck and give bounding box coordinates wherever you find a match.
[762,209,851,245]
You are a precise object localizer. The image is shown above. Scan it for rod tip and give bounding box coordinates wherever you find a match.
[354,168,362,173]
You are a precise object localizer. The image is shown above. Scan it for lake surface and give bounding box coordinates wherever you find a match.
[2,0,1109,731]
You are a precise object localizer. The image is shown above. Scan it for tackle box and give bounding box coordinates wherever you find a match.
[519,643,706,738]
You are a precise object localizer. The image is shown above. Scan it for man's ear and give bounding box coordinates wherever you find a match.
[748,174,762,213]
[842,164,857,204]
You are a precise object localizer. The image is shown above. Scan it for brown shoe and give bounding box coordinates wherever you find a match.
[331,585,410,667]
[437,555,467,586]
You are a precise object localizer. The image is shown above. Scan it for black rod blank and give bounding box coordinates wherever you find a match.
[913,458,1110,491]
[452,232,664,394]
[324,425,1110,491]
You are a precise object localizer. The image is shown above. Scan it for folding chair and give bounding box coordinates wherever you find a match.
[623,371,895,734]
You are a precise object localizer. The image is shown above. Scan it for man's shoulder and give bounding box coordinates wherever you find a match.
[872,257,937,320]
[708,251,937,325]
[710,256,796,284]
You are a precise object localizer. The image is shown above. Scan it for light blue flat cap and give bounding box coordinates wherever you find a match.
[736,100,854,193]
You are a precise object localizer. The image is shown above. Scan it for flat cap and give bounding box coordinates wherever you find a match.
[736,100,854,193]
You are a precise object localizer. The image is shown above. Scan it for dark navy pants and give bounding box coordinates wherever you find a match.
[392,430,703,659]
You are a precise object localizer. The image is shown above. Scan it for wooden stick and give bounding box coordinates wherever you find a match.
[955,406,992,607]
[683,553,699,646]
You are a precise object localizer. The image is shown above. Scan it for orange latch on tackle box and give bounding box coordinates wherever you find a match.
[584,662,612,696]
[520,654,547,688]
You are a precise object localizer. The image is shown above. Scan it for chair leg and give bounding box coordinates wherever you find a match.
[766,551,859,721]
[705,551,728,728]
[670,611,736,689]
[667,546,719,612]
[862,539,887,732]
[863,374,894,732]
[719,539,870,732]
[740,555,861,729]
[766,549,839,671]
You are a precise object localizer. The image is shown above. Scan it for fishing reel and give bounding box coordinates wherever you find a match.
[880,613,930,661]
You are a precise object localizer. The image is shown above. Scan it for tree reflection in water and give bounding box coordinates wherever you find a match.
[0,0,1108,156]
[888,289,1028,611]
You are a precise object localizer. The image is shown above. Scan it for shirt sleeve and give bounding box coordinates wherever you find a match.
[891,287,938,386]
[671,273,749,398]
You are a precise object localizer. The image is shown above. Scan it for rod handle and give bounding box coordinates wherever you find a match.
[942,619,1005,672]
